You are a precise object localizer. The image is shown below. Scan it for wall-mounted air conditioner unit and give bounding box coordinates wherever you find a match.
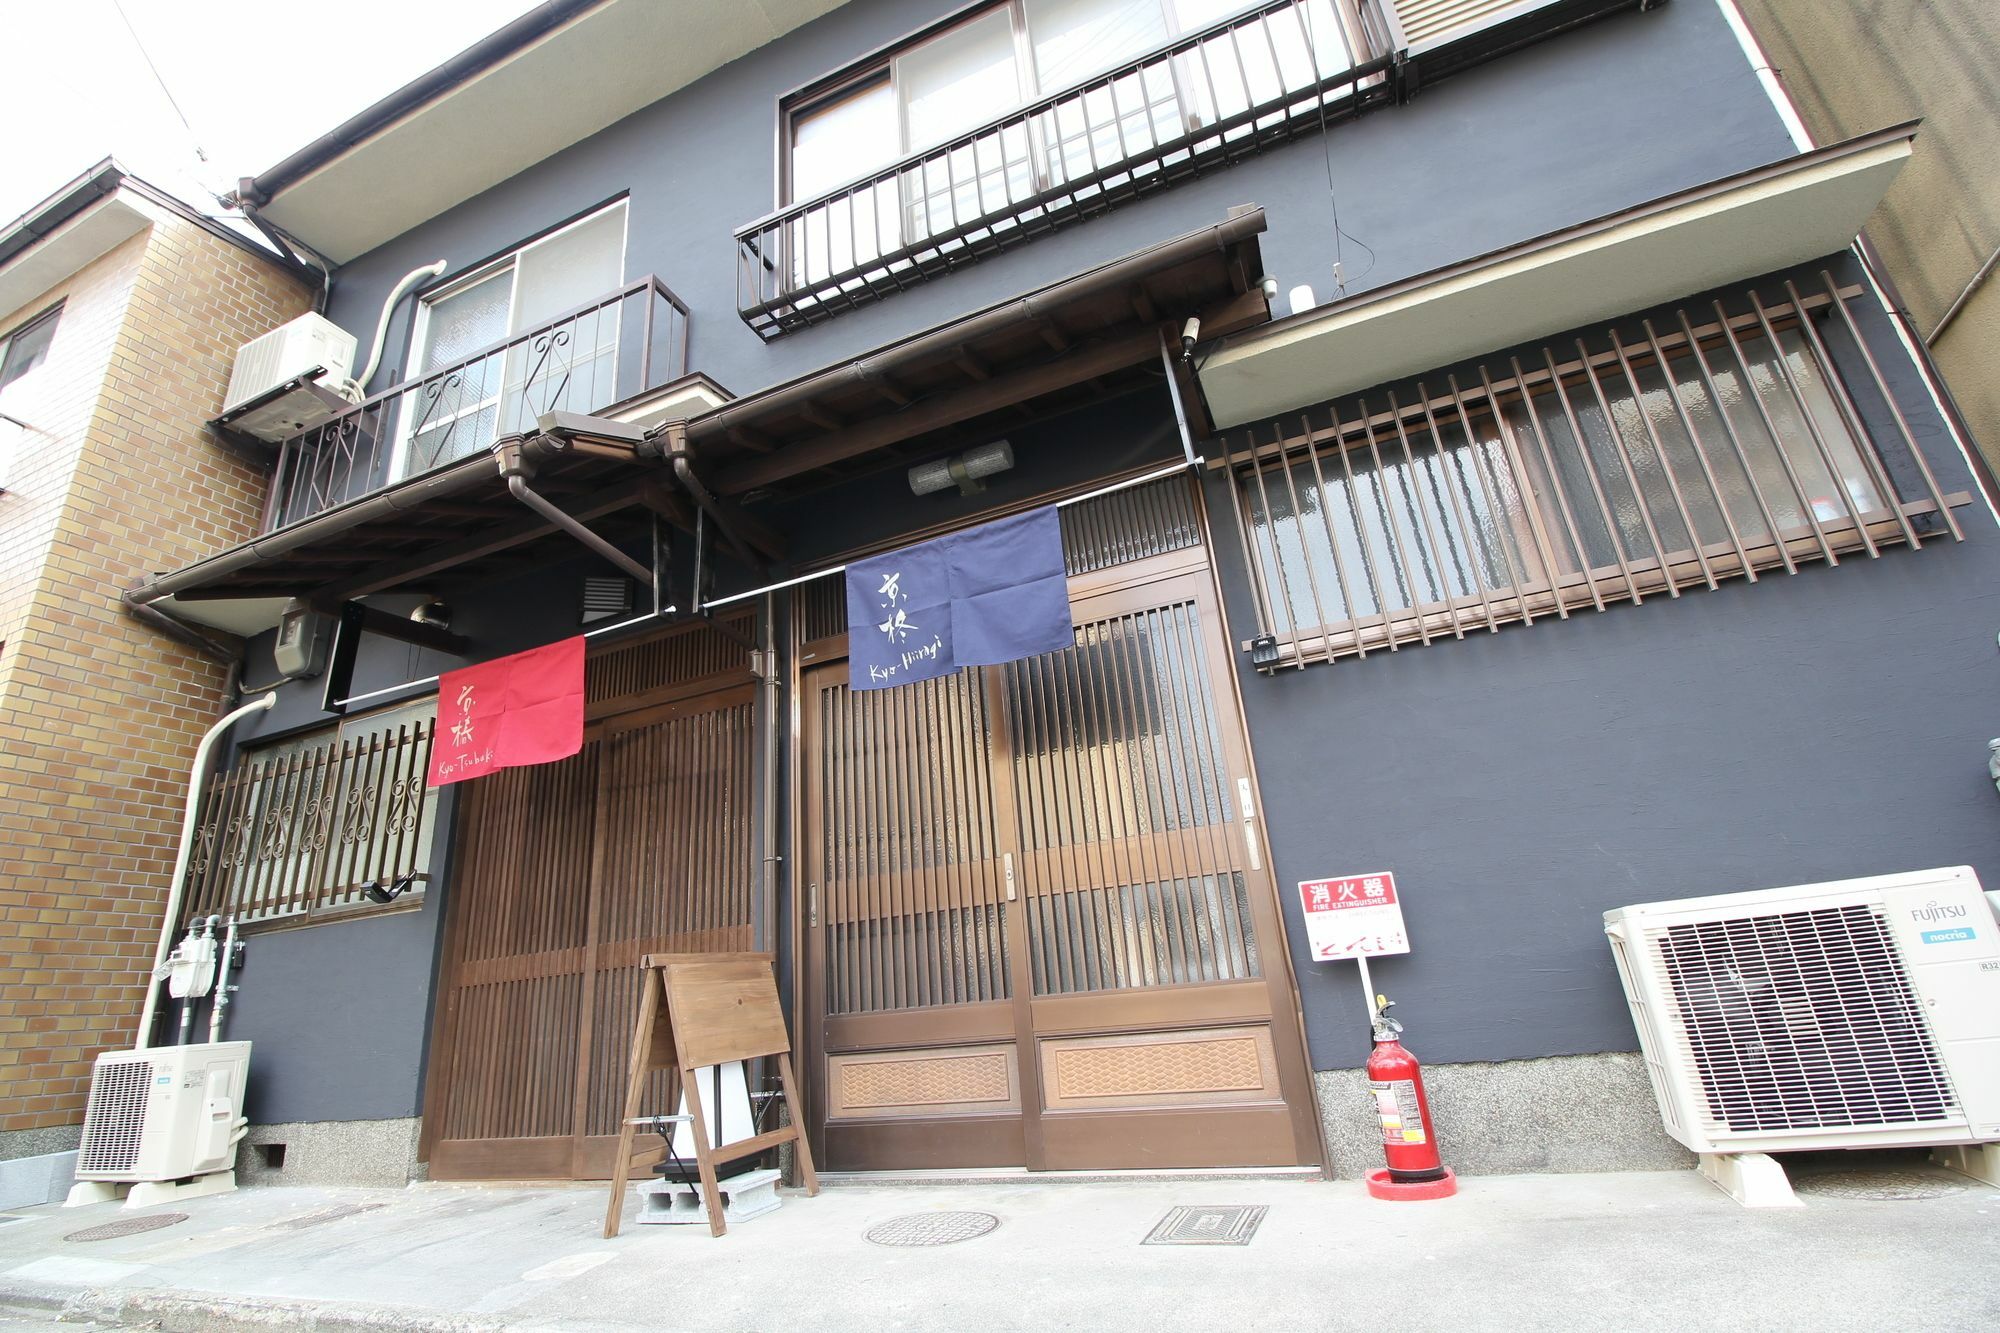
[67,1041,251,1205]
[221,313,356,442]
[1606,867,2000,1202]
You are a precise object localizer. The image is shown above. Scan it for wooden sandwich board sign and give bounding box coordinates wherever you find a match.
[603,952,818,1238]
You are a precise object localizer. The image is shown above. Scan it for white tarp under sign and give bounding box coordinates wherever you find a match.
[1299,872,1410,962]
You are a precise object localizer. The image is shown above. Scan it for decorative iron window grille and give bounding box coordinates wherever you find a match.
[179,703,437,928]
[736,0,1399,338]
[1223,272,1971,668]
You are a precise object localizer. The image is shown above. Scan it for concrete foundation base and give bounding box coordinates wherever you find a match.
[237,1117,421,1188]
[1698,1152,1802,1208]
[63,1170,238,1210]
[1313,1050,1694,1178]
[636,1168,782,1226]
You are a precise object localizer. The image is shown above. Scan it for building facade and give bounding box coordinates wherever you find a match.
[1735,0,1999,470]
[0,166,313,1187]
[118,0,2000,1187]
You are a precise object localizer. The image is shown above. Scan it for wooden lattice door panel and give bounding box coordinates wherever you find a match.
[818,669,1011,1015]
[801,535,1322,1172]
[805,665,1027,1169]
[999,594,1260,996]
[427,744,598,1179]
[575,690,758,1173]
[424,670,758,1181]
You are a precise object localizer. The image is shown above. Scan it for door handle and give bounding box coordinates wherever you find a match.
[1003,852,1017,902]
[808,882,818,928]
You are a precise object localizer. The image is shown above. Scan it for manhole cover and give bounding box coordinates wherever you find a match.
[65,1212,188,1242]
[269,1202,387,1231]
[1142,1204,1267,1246]
[1792,1170,1965,1201]
[865,1211,999,1247]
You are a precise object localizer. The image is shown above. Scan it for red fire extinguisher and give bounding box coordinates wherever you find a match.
[1364,995,1457,1199]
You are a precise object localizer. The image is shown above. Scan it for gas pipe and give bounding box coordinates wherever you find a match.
[1363,994,1457,1200]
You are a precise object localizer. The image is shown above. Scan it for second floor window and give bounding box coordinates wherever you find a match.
[789,1,1357,206]
[396,200,627,479]
[775,1,1358,305]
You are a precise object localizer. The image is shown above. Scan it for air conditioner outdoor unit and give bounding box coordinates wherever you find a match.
[1606,866,2000,1200]
[69,1042,251,1196]
[221,313,356,442]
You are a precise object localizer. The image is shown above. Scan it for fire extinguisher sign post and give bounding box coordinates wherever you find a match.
[1298,872,1457,1201]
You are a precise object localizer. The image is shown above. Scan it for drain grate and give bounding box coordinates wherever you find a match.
[269,1202,388,1231]
[65,1212,188,1242]
[1792,1170,1966,1201]
[1142,1204,1267,1246]
[865,1211,999,1247]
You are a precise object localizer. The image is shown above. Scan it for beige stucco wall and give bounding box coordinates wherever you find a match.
[1738,0,2000,466]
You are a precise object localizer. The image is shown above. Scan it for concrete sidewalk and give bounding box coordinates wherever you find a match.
[0,1158,1994,1332]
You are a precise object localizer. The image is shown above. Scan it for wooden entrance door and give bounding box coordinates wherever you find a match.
[422,625,758,1180]
[802,514,1320,1171]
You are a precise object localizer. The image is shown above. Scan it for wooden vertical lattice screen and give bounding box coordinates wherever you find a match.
[426,616,758,1179]
[1224,276,1969,666]
[1002,599,1255,996]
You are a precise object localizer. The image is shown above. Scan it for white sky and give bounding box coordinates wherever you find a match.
[0,0,543,227]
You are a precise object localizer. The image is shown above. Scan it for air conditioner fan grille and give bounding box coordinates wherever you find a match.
[77,1059,154,1174]
[1654,903,1958,1133]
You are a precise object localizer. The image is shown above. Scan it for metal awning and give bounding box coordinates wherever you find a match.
[1196,125,1917,431]
[131,207,1271,615]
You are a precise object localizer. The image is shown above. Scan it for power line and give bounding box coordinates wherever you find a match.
[112,0,210,167]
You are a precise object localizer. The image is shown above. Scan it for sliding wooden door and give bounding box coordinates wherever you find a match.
[422,623,758,1180]
[801,480,1320,1171]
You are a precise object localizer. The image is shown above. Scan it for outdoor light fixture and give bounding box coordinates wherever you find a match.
[909,439,1014,497]
[1180,316,1201,362]
[1250,633,1281,669]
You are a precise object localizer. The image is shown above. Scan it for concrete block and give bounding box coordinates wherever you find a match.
[0,1151,77,1209]
[635,1168,782,1226]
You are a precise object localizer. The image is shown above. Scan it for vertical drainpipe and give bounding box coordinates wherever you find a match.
[1711,0,2000,528]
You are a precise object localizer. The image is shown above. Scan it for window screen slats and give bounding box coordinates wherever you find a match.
[1227,277,1965,667]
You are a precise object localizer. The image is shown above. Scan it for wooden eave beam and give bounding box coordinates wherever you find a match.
[314,489,651,603]
[717,327,1159,494]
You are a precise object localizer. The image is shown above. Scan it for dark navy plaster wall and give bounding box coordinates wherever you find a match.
[1206,255,2000,1073]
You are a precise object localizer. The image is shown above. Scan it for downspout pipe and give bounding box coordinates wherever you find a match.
[137,692,276,1049]
[123,596,239,664]
[495,437,654,586]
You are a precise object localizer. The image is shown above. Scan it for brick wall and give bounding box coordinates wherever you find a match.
[0,206,310,1143]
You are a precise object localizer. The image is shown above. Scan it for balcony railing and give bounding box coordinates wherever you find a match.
[263,276,690,530]
[734,0,1399,339]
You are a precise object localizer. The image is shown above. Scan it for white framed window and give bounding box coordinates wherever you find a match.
[781,0,1359,289]
[394,200,629,480]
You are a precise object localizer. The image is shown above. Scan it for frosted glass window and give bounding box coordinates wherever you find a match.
[1027,0,1169,90]
[899,9,1022,152]
[511,206,625,333]
[792,78,899,199]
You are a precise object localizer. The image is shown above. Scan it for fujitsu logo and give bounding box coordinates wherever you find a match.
[1911,899,1968,924]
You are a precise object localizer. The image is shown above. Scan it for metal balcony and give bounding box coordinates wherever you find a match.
[262,276,690,530]
[732,0,1401,340]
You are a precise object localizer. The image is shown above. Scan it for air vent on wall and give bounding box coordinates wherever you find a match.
[582,576,633,625]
